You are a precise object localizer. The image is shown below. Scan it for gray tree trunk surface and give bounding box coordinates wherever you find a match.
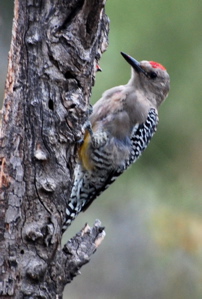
[0,0,109,297]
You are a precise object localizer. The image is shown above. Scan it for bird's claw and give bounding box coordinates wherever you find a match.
[82,120,108,148]
[91,132,108,148]
[82,120,93,135]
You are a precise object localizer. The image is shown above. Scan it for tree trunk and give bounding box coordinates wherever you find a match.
[0,0,109,297]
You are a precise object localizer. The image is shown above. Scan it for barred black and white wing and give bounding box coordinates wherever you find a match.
[126,108,159,168]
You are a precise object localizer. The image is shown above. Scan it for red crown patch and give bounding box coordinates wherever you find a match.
[149,61,166,70]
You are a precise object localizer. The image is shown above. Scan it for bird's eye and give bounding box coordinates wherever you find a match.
[149,71,157,79]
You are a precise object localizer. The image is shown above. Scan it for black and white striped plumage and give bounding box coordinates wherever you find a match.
[62,53,170,232]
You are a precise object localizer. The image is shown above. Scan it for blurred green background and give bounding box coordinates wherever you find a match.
[1,1,202,298]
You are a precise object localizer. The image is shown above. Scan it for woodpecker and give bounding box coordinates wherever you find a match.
[63,52,170,232]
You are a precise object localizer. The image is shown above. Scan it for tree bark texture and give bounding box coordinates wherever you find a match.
[0,0,109,297]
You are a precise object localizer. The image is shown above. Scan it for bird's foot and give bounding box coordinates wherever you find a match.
[81,120,107,148]
[91,131,108,148]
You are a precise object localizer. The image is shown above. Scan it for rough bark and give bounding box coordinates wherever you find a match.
[0,0,109,297]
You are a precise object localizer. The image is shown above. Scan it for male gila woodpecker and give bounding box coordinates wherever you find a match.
[63,52,170,232]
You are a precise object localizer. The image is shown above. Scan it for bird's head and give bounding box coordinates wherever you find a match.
[121,52,170,107]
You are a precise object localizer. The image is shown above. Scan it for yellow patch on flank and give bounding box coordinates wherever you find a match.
[78,131,94,171]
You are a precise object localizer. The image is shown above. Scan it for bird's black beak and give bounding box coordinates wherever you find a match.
[121,52,146,75]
